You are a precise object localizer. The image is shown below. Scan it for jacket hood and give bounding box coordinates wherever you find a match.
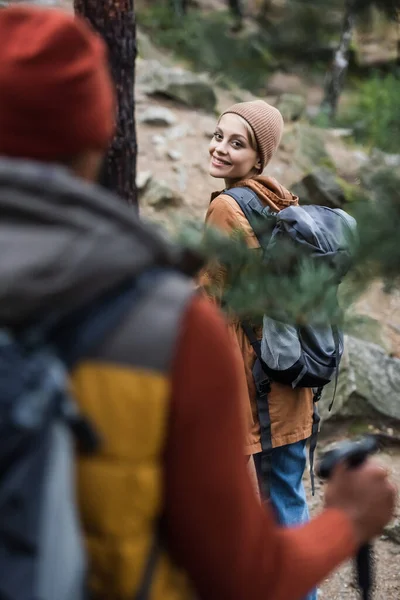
[0,158,180,325]
[212,175,298,213]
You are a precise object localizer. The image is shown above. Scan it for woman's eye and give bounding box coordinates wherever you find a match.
[232,140,242,148]
[214,132,222,140]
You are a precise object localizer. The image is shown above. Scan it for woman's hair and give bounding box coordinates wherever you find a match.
[235,116,261,173]
[241,118,258,153]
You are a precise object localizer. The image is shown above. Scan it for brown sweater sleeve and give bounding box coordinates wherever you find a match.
[164,295,356,600]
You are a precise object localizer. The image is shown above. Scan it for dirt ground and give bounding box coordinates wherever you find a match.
[306,426,400,599]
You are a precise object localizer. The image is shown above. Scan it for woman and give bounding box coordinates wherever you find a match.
[200,100,316,600]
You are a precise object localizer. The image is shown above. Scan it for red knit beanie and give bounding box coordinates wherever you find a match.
[0,6,115,160]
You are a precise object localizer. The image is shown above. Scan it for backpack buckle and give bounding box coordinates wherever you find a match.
[258,378,271,397]
[313,387,323,403]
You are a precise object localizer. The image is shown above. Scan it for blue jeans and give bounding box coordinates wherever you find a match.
[253,439,317,600]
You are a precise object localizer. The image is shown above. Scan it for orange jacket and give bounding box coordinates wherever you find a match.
[200,176,314,454]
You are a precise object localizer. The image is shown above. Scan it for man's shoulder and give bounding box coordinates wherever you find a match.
[83,269,195,375]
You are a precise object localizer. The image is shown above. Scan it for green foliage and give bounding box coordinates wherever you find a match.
[344,312,391,351]
[173,169,400,326]
[137,1,342,92]
[137,5,275,92]
[353,0,400,21]
[281,124,335,173]
[179,221,343,324]
[337,177,366,204]
[263,1,340,55]
[339,74,400,152]
[352,168,400,287]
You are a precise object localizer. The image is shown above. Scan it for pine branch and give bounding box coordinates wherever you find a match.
[175,169,400,326]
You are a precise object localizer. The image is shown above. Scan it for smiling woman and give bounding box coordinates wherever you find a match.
[200,99,318,600]
[209,113,261,187]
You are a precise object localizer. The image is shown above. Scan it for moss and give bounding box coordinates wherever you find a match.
[344,312,391,352]
[282,124,336,173]
[337,74,400,153]
[348,421,375,436]
[336,176,365,204]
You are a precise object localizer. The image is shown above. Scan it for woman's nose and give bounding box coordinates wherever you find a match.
[215,141,228,154]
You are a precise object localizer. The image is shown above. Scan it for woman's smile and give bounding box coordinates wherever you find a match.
[210,155,232,168]
[208,113,261,186]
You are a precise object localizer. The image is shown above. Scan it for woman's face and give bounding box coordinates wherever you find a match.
[208,113,261,185]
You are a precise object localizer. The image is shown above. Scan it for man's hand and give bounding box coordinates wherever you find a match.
[325,459,397,546]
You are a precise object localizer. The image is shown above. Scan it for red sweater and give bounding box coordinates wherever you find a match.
[164,295,356,600]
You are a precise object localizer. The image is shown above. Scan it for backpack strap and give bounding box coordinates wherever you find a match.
[46,274,154,455]
[241,319,263,363]
[329,325,341,412]
[222,187,276,247]
[53,275,152,370]
[135,529,161,600]
[242,320,272,500]
[305,325,341,496]
[309,389,322,496]
[55,269,176,600]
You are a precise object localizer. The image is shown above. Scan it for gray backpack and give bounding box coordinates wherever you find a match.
[0,272,163,600]
[223,187,357,497]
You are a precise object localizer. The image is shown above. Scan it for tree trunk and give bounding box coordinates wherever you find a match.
[169,0,188,18]
[74,0,138,208]
[321,0,356,121]
[228,0,243,20]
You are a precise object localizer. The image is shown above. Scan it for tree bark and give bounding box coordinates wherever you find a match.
[74,0,138,208]
[169,0,188,18]
[321,0,356,121]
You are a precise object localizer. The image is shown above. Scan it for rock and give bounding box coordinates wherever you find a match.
[228,87,258,105]
[344,312,392,354]
[352,150,369,165]
[266,72,305,96]
[358,150,400,192]
[359,164,400,199]
[353,21,399,67]
[167,149,182,162]
[137,29,171,64]
[306,105,320,120]
[151,134,166,147]
[329,128,354,138]
[280,124,334,174]
[292,168,346,208]
[136,60,217,112]
[175,165,187,192]
[154,146,165,160]
[166,124,190,141]
[319,335,400,422]
[141,179,184,211]
[369,148,400,169]
[139,106,177,127]
[276,93,306,122]
[383,520,400,545]
[136,171,152,192]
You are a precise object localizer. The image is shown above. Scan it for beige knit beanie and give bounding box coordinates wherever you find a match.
[220,100,284,170]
